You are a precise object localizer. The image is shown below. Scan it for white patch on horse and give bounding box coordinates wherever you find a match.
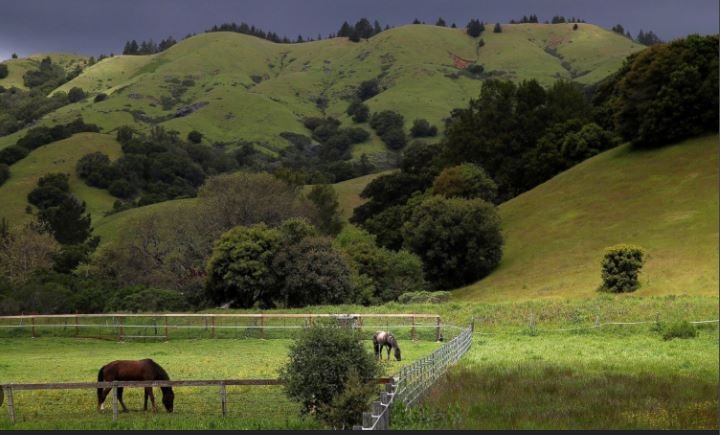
[376,331,387,342]
[100,403,105,410]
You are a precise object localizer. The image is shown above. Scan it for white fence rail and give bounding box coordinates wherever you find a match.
[354,320,474,430]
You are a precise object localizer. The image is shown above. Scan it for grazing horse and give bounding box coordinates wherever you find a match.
[97,359,174,413]
[373,331,401,361]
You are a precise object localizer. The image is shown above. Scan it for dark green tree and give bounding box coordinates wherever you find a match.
[410,118,438,137]
[357,79,380,101]
[38,195,93,245]
[493,22,502,33]
[279,324,379,427]
[432,163,498,202]
[402,196,503,289]
[307,184,344,235]
[466,19,483,37]
[68,87,85,103]
[0,64,8,79]
[187,130,203,143]
[346,100,369,123]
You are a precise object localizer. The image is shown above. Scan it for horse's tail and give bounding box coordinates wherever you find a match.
[96,366,105,403]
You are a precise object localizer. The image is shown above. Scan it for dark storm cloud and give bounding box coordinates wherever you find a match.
[0,0,717,60]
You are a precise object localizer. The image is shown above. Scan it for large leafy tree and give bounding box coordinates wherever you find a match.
[401,196,503,289]
[596,34,718,148]
[205,223,283,308]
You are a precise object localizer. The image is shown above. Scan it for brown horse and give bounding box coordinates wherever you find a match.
[97,359,174,413]
[373,331,401,361]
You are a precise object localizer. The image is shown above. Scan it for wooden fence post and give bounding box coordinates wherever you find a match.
[75,316,79,336]
[211,317,215,338]
[6,386,15,424]
[112,382,118,421]
[411,315,416,341]
[436,316,441,341]
[259,315,264,339]
[219,382,227,416]
[31,317,36,338]
[164,317,169,339]
[358,316,363,337]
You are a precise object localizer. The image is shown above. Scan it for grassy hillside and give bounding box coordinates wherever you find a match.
[455,135,719,302]
[0,53,88,90]
[0,132,121,229]
[0,23,643,162]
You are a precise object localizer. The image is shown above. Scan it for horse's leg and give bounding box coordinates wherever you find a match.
[373,342,379,360]
[99,388,112,411]
[144,388,150,411]
[148,388,157,413]
[386,344,391,360]
[118,387,129,412]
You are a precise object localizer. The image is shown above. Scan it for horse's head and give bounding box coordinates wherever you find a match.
[394,346,401,361]
[161,387,175,412]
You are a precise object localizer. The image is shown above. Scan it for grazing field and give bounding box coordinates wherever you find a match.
[0,337,440,429]
[394,326,719,430]
[455,135,719,302]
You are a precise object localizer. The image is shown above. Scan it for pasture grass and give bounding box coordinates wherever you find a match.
[394,325,719,430]
[455,135,719,302]
[0,337,439,429]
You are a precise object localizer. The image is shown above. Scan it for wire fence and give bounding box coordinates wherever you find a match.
[0,313,444,342]
[354,320,474,430]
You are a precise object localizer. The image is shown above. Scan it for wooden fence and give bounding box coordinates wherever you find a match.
[0,378,391,424]
[354,319,475,430]
[0,313,443,341]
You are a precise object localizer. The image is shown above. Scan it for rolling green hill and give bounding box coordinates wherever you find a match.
[0,133,121,228]
[0,53,88,90]
[0,23,643,162]
[454,135,719,302]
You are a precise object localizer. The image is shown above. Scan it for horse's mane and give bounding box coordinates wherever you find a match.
[146,359,170,381]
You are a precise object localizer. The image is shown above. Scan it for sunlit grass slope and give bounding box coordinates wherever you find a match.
[0,53,88,90]
[2,23,642,161]
[455,135,719,302]
[0,133,121,229]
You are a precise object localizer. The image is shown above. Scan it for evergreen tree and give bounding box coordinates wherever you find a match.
[493,22,503,33]
[373,20,383,35]
[466,19,483,37]
[436,17,447,27]
[38,195,93,245]
[354,18,374,39]
[412,18,421,24]
[338,21,353,37]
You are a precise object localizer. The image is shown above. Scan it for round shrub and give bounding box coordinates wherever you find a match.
[68,87,86,103]
[279,323,379,428]
[662,320,698,341]
[599,244,645,293]
[432,163,497,202]
[187,130,203,144]
[93,93,108,103]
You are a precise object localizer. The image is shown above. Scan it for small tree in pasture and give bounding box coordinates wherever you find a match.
[598,244,645,293]
[279,324,380,429]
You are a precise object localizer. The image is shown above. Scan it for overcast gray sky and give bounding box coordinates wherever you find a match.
[0,0,717,61]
